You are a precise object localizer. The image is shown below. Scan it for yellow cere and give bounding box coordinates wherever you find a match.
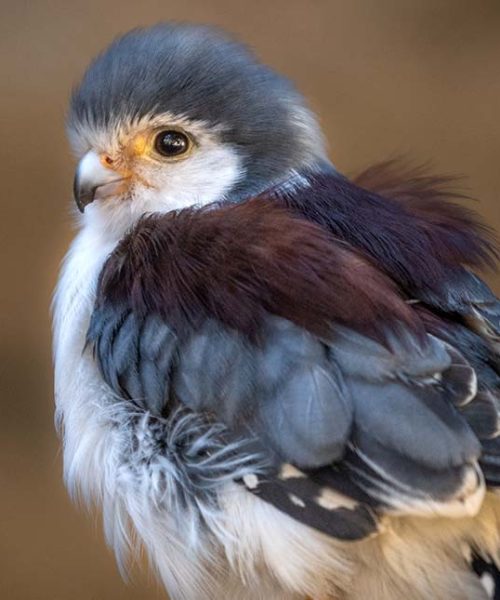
[131,133,149,157]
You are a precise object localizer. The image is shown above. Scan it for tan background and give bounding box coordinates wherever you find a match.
[1,1,499,598]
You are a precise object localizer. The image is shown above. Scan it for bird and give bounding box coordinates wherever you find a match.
[53,23,500,600]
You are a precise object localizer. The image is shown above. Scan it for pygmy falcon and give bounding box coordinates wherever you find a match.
[53,23,500,600]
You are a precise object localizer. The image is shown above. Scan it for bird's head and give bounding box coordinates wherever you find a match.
[68,23,329,235]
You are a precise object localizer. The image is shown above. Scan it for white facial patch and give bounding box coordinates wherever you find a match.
[132,124,243,212]
[68,112,244,238]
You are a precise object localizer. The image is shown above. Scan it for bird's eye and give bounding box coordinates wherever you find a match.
[154,130,190,158]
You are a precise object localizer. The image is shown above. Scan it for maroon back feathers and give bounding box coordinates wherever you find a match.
[97,199,416,340]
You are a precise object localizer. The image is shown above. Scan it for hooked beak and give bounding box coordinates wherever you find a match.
[73,151,126,212]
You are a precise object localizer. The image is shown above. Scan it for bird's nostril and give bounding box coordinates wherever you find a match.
[102,154,114,168]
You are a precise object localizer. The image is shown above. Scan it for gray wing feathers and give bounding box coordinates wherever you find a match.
[325,327,482,509]
[88,307,177,412]
[330,328,480,469]
[87,308,484,517]
[258,361,350,467]
[461,391,500,440]
[174,317,353,468]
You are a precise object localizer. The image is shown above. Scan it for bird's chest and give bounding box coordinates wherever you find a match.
[54,228,116,392]
[53,228,123,498]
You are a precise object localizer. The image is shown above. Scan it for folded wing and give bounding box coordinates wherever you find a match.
[87,195,495,540]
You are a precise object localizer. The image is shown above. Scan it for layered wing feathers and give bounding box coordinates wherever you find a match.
[87,181,500,540]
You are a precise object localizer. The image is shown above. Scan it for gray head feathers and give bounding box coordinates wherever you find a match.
[68,23,329,196]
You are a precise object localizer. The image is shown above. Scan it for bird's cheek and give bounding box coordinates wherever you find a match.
[111,163,153,199]
[125,161,158,193]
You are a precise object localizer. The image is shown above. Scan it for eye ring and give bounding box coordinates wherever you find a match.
[154,129,191,158]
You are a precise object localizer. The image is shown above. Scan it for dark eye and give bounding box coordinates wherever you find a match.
[154,130,190,157]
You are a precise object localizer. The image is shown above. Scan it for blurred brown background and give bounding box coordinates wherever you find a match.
[1,1,499,598]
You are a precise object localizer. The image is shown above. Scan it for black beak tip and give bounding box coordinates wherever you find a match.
[74,196,86,214]
[73,174,95,213]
